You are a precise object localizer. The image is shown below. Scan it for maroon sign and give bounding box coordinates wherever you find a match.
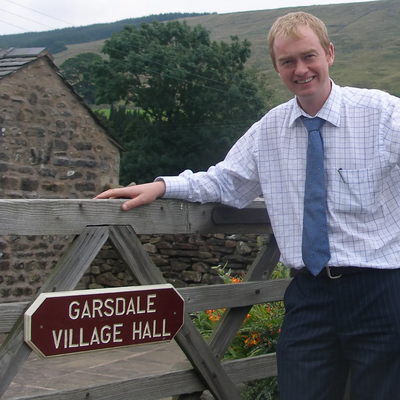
[24,284,184,358]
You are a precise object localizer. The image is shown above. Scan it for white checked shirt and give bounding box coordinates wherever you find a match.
[159,81,400,270]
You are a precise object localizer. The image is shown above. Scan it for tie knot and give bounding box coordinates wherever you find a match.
[301,116,325,133]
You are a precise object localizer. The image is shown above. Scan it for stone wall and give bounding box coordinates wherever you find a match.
[0,55,120,303]
[89,233,272,289]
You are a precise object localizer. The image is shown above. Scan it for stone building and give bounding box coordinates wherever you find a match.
[0,47,123,302]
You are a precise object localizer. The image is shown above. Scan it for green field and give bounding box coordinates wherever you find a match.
[52,1,400,102]
[93,108,110,118]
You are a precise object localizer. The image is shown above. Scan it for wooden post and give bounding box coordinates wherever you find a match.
[0,226,109,397]
[108,225,243,399]
[178,238,281,400]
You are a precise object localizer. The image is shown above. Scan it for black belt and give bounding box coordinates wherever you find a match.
[292,266,373,279]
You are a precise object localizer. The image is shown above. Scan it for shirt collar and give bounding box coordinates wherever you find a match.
[288,80,342,128]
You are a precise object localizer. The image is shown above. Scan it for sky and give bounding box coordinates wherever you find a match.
[0,0,376,36]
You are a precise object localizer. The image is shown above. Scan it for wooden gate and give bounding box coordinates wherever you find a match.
[0,198,290,399]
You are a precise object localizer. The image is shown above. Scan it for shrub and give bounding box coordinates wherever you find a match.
[192,263,289,399]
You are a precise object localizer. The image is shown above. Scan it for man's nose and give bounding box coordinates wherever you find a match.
[295,61,308,76]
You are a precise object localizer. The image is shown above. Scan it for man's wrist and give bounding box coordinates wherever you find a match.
[154,180,166,198]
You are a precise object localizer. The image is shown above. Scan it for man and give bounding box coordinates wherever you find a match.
[96,12,400,399]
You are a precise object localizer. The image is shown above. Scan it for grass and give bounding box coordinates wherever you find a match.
[93,108,110,118]
[53,0,400,101]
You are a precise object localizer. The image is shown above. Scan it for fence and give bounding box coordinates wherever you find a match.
[0,198,289,399]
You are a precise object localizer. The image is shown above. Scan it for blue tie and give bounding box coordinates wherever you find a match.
[301,117,330,276]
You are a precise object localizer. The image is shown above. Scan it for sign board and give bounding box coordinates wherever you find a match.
[24,284,184,358]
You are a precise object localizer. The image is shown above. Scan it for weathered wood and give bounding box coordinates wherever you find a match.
[188,201,273,235]
[176,314,244,399]
[0,302,30,334]
[107,225,243,400]
[178,239,281,400]
[0,226,109,398]
[0,200,281,400]
[0,199,271,236]
[0,280,291,334]
[108,225,166,285]
[180,279,290,313]
[39,226,110,292]
[212,205,270,225]
[7,353,277,400]
[0,199,186,235]
[0,316,28,399]
[207,239,281,359]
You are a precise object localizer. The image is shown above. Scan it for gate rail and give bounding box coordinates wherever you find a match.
[0,199,288,400]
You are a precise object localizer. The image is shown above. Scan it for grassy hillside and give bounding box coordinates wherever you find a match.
[0,13,211,55]
[52,1,400,103]
[54,39,106,66]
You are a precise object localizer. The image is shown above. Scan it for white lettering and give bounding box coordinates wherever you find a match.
[126,297,136,315]
[152,320,161,338]
[131,319,173,342]
[68,329,79,348]
[100,325,111,343]
[69,301,80,320]
[162,319,171,337]
[79,328,89,346]
[51,323,131,350]
[147,294,156,313]
[104,298,114,317]
[52,330,63,349]
[90,327,100,345]
[115,298,126,316]
[66,294,161,320]
[142,321,151,339]
[136,296,145,314]
[113,323,123,343]
[132,321,142,340]
[92,299,103,318]
[81,301,91,318]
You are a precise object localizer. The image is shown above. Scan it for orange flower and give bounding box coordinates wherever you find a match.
[206,308,226,322]
[229,276,242,284]
[244,332,261,347]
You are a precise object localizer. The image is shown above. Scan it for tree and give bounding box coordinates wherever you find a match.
[49,41,67,54]
[60,53,102,103]
[92,20,273,184]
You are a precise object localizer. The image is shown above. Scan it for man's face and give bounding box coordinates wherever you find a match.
[273,25,334,115]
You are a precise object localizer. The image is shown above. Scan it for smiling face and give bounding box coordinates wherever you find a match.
[273,25,334,116]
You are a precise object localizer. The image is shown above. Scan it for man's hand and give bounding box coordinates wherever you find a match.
[94,181,166,211]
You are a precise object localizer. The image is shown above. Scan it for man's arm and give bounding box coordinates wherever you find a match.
[94,181,166,211]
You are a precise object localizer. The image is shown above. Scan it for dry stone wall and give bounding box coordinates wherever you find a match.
[89,233,273,289]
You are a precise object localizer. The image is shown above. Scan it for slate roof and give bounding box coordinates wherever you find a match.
[0,47,51,80]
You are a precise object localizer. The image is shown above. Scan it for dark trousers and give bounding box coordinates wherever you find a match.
[277,268,400,400]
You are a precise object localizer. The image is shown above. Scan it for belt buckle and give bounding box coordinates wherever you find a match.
[326,266,342,280]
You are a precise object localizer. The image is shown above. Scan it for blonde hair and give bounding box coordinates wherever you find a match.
[268,12,331,68]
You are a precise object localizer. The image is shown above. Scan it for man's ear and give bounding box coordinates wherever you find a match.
[327,43,334,66]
